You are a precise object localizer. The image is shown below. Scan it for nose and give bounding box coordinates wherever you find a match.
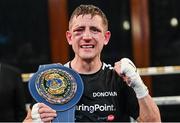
[82,31,92,40]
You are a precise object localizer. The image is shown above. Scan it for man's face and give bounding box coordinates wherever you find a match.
[66,14,110,60]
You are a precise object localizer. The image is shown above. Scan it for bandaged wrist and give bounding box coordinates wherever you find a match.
[119,58,149,99]
[31,103,43,123]
[129,73,149,99]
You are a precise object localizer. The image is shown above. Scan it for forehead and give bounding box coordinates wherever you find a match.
[70,14,104,29]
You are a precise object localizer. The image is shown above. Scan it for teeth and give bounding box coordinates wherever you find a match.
[81,45,94,48]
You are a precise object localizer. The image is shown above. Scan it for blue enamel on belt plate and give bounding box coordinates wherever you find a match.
[28,63,84,122]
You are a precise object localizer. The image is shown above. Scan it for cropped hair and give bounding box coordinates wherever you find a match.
[69,4,108,30]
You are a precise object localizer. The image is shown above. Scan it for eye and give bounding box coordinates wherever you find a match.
[73,27,84,35]
[74,28,84,32]
[90,27,101,33]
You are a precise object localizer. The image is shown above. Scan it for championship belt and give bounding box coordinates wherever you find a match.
[28,63,84,122]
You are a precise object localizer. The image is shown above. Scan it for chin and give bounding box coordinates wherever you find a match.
[81,56,94,60]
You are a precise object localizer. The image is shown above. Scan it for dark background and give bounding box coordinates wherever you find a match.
[0,0,180,121]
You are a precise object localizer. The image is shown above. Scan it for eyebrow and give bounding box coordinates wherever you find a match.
[90,26,102,32]
[72,26,85,31]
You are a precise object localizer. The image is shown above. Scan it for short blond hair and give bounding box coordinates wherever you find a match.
[69,4,108,31]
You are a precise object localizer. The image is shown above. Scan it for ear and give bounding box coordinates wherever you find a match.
[66,31,72,45]
[104,31,111,45]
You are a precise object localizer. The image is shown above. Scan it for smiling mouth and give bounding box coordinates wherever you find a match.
[80,45,95,48]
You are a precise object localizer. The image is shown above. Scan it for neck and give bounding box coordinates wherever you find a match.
[70,58,102,74]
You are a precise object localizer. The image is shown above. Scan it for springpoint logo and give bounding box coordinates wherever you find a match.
[76,104,115,113]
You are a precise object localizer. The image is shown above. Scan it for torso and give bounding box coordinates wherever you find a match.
[65,62,139,122]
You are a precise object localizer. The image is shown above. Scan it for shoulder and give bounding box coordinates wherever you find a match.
[63,61,70,68]
[101,62,120,79]
[63,62,114,71]
[102,62,114,70]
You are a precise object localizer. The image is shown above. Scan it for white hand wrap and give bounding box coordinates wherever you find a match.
[120,58,149,99]
[31,103,43,123]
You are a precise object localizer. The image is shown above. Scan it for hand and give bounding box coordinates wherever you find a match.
[114,58,149,99]
[31,103,57,122]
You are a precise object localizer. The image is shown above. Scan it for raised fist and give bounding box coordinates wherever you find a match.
[114,58,149,99]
